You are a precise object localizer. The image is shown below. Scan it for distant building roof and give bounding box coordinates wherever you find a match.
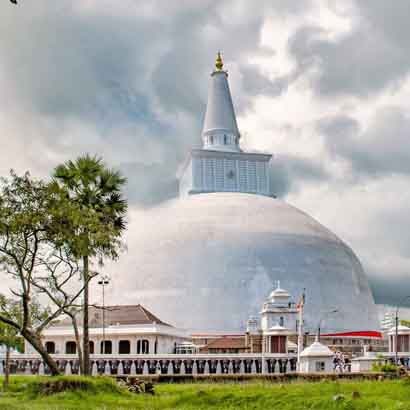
[53,304,172,328]
[201,336,246,351]
[321,330,382,339]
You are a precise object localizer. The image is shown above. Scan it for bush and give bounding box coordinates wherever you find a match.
[371,362,399,373]
[28,376,124,396]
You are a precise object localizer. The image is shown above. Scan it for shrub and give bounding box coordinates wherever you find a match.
[28,376,124,396]
[371,362,399,373]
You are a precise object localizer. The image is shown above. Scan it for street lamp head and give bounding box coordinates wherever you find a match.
[98,274,110,286]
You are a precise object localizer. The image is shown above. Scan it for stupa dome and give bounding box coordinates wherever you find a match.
[122,192,379,333]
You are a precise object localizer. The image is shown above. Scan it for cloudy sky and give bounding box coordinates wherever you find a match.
[1,0,410,310]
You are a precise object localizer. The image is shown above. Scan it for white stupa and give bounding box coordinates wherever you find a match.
[123,53,379,333]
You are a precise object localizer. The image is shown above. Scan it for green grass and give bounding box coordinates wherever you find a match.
[0,376,410,410]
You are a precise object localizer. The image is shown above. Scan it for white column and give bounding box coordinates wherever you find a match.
[239,360,245,374]
[25,361,32,375]
[192,360,197,375]
[112,337,118,355]
[261,357,267,374]
[143,361,149,375]
[65,362,72,375]
[130,361,136,375]
[117,361,124,375]
[168,361,174,375]
[204,361,210,375]
[180,361,186,375]
[104,361,110,375]
[216,360,221,374]
[38,362,45,375]
[251,359,257,374]
[91,362,98,376]
[228,360,234,374]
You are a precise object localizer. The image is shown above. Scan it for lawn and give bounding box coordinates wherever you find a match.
[0,376,409,410]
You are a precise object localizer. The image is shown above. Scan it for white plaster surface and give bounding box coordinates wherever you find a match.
[122,192,379,332]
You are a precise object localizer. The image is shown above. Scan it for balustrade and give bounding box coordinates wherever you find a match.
[0,354,298,376]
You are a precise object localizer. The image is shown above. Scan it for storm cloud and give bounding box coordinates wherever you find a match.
[1,0,410,312]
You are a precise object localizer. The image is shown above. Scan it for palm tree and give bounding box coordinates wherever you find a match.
[53,155,127,375]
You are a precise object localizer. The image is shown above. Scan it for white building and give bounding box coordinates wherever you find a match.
[123,53,379,334]
[261,282,298,332]
[24,304,190,356]
[299,339,334,373]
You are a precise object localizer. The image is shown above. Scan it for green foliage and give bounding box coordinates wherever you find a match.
[1,377,410,410]
[27,376,124,397]
[51,154,128,261]
[371,362,399,373]
[400,319,410,327]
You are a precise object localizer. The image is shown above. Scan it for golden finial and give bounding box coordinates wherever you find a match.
[215,51,224,71]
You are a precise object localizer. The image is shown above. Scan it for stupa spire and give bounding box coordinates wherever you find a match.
[215,51,224,71]
[202,52,241,152]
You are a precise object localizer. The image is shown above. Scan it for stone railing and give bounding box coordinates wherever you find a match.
[0,353,298,376]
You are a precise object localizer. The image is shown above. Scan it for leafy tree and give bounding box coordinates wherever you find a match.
[0,172,90,375]
[0,298,23,390]
[52,155,127,374]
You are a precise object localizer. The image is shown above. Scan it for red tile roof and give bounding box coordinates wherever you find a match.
[321,331,382,338]
[54,304,171,327]
[201,336,246,350]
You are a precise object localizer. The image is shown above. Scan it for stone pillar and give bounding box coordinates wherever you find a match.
[91,362,98,376]
[180,361,186,375]
[104,361,110,375]
[130,361,136,375]
[143,361,149,375]
[204,360,210,375]
[25,361,32,375]
[228,360,234,374]
[261,357,267,374]
[168,361,174,375]
[117,361,124,375]
[216,360,221,374]
[65,361,72,375]
[251,359,257,374]
[239,360,245,374]
[38,361,45,375]
[192,360,197,375]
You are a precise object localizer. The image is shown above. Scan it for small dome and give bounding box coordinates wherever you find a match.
[268,285,291,300]
[300,341,334,357]
[388,325,410,335]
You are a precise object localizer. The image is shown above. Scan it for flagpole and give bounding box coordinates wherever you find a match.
[297,288,306,372]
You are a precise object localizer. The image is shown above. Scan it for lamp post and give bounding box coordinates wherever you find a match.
[394,295,410,365]
[98,275,110,354]
[317,309,338,342]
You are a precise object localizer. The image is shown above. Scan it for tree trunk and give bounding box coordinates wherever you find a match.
[82,255,90,375]
[70,314,84,375]
[21,329,60,376]
[3,345,10,390]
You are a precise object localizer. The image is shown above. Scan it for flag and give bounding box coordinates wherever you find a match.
[296,289,306,310]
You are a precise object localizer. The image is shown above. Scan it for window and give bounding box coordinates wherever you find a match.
[137,339,149,354]
[279,317,284,327]
[119,340,130,354]
[315,361,325,372]
[100,340,112,354]
[45,341,55,354]
[89,341,94,354]
[65,341,76,354]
